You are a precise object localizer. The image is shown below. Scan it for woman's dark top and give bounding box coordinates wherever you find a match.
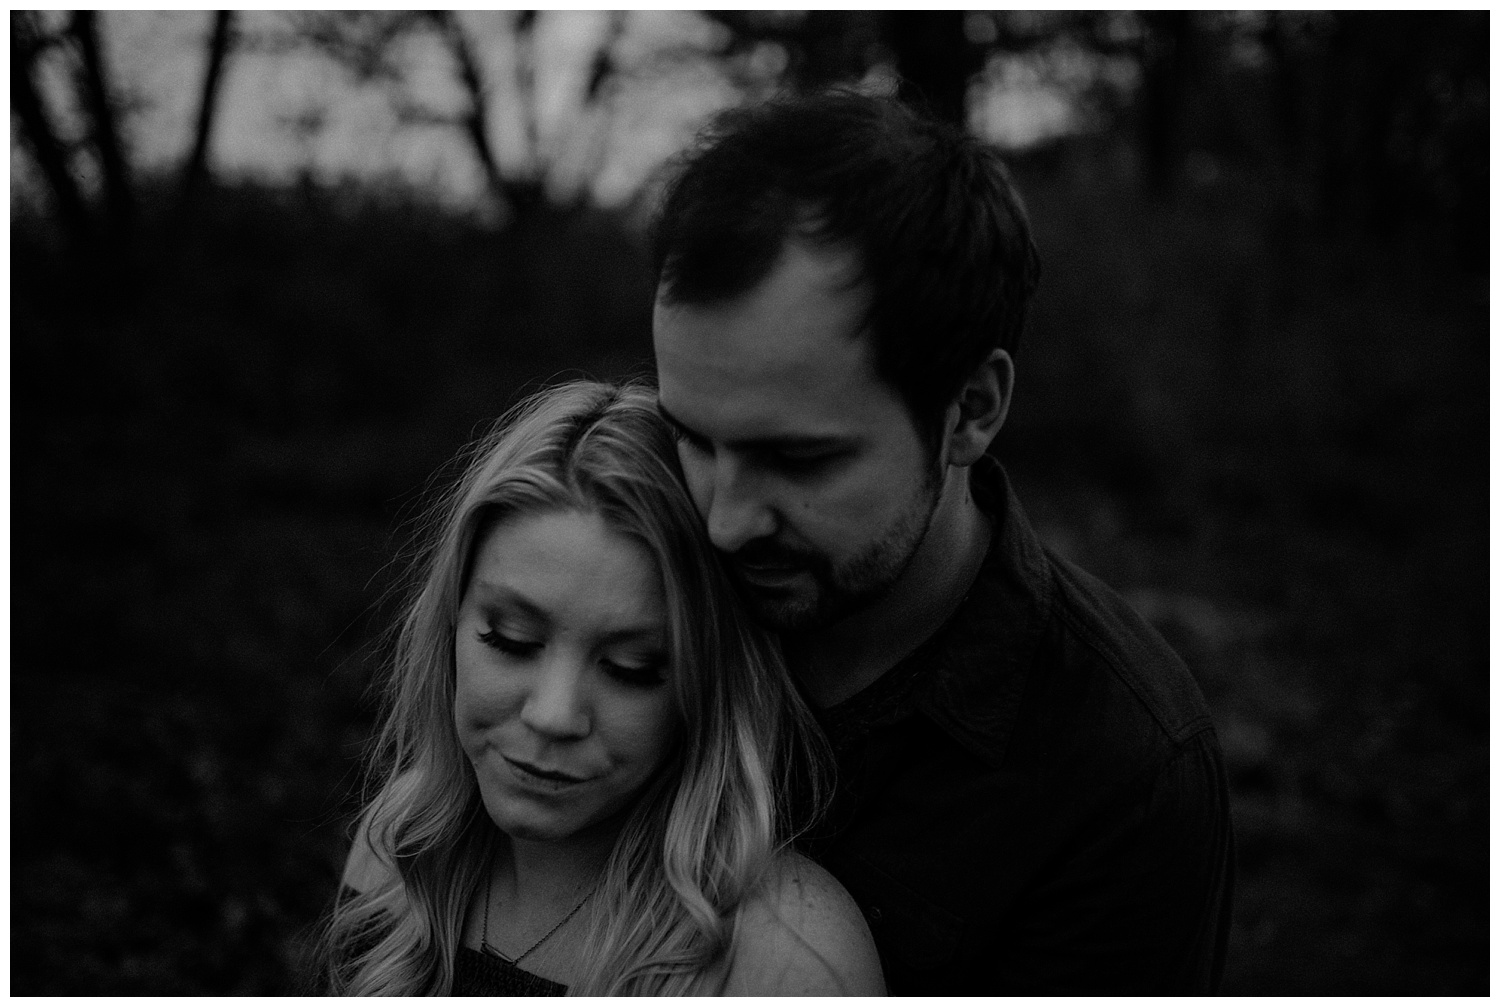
[453,947,567,996]
[335,886,567,995]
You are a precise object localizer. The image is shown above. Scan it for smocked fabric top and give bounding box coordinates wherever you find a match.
[452,946,567,996]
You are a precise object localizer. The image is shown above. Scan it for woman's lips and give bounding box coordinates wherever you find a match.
[503,755,592,789]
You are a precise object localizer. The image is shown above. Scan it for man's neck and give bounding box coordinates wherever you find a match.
[788,467,992,708]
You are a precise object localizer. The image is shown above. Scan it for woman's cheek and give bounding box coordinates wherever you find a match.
[614,695,680,770]
[453,644,512,732]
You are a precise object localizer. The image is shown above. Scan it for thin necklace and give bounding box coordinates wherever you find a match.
[480,862,595,966]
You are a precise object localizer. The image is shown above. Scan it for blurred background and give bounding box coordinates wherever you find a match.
[10,10,1488,994]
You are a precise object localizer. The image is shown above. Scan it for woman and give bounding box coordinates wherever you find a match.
[321,380,884,995]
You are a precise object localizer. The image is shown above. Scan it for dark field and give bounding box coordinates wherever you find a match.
[11,161,1487,993]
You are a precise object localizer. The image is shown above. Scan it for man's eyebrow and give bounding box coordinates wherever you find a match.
[655,400,851,451]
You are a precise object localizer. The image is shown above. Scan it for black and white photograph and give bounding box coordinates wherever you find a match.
[11,9,1488,995]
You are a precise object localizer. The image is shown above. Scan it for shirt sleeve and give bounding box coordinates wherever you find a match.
[995,728,1235,994]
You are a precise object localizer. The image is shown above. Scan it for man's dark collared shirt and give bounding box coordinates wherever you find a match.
[807,459,1234,994]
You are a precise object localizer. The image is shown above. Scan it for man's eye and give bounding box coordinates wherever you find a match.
[672,426,712,455]
[773,449,839,473]
[478,629,541,657]
[601,658,666,688]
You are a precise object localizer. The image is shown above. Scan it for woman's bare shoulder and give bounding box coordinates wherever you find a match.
[722,850,886,996]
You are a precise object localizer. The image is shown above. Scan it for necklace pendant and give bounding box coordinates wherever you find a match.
[480,940,517,964]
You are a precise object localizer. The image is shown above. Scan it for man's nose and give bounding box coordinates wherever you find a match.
[519,653,590,739]
[704,454,777,555]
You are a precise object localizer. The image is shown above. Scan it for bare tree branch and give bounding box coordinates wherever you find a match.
[286,11,418,83]
[511,11,542,185]
[180,11,235,213]
[70,11,133,236]
[428,11,506,202]
[10,12,92,243]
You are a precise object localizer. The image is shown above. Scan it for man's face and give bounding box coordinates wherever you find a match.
[654,241,941,632]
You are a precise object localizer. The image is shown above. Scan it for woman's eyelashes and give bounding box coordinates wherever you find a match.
[477,626,540,657]
[477,624,667,687]
[600,656,667,688]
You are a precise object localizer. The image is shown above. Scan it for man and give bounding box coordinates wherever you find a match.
[650,91,1233,994]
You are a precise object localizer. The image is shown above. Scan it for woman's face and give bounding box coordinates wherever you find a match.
[453,507,680,844]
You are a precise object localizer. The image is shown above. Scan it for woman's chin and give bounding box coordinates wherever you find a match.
[481,791,631,847]
[481,797,575,842]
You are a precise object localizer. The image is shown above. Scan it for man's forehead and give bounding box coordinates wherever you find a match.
[654,326,905,450]
[655,306,858,384]
[656,301,872,393]
[651,237,908,435]
[655,244,872,360]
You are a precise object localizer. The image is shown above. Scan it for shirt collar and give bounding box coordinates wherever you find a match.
[909,455,1054,769]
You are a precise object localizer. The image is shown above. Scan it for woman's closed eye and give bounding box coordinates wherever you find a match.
[601,656,667,688]
[478,627,541,657]
[478,627,665,686]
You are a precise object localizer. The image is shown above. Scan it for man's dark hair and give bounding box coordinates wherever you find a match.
[652,89,1041,445]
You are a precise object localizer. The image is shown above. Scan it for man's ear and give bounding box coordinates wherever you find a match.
[944,348,1014,467]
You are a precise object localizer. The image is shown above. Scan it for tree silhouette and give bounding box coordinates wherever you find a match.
[69,11,133,244]
[178,11,235,220]
[12,12,92,246]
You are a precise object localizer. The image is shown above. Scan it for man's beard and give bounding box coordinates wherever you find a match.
[728,463,943,633]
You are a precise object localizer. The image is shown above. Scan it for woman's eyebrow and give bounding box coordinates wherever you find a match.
[468,582,663,644]
[596,625,667,648]
[464,583,549,623]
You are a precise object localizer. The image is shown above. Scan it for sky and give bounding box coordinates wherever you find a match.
[14,11,1085,221]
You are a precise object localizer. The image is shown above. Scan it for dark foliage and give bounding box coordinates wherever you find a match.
[12,183,655,993]
[1001,141,1487,994]
[12,146,1484,991]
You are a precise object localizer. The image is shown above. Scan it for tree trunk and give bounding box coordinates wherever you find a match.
[180,11,234,216]
[70,11,133,238]
[1138,11,1194,195]
[883,11,981,125]
[507,9,546,216]
[11,13,92,244]
[433,11,516,211]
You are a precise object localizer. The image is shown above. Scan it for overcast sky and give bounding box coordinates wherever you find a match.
[14,11,1080,219]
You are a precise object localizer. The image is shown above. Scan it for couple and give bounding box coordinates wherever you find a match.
[323,92,1233,995]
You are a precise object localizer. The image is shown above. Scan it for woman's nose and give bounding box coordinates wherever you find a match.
[518,652,591,739]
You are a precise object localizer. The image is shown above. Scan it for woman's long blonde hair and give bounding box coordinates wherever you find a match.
[320,380,827,995]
